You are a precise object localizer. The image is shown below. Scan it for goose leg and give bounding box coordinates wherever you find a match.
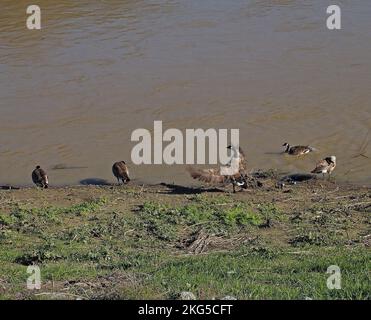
[328,173,334,182]
[241,176,248,191]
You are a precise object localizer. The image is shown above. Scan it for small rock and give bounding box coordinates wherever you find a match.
[180,291,196,300]
[221,295,237,300]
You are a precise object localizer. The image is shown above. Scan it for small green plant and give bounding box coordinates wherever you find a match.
[66,198,107,216]
[0,214,14,228]
[257,203,280,221]
[139,202,181,241]
[220,204,263,227]
[15,242,62,265]
[181,204,213,225]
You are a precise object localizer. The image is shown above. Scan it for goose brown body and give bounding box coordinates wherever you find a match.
[187,146,248,192]
[187,167,247,188]
[311,156,336,177]
[32,166,49,188]
[112,161,130,184]
[238,147,248,172]
[283,143,314,156]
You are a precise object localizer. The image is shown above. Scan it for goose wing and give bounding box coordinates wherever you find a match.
[32,168,48,186]
[187,166,227,184]
[311,159,329,173]
[238,147,248,172]
[32,169,40,185]
[112,162,130,180]
[187,147,247,184]
[290,145,312,155]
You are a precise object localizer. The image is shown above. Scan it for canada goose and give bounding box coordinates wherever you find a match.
[112,161,130,184]
[311,156,336,178]
[187,145,248,193]
[228,145,247,172]
[282,143,315,156]
[32,165,48,188]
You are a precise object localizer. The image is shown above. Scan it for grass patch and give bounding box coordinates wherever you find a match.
[137,197,265,241]
[0,185,369,299]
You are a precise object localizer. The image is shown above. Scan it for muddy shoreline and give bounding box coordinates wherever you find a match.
[1,169,370,191]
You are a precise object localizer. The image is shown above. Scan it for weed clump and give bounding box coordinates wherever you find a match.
[15,242,62,265]
[137,198,267,241]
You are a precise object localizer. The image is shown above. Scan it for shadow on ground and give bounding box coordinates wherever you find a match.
[158,183,224,195]
[79,178,111,186]
[280,173,317,183]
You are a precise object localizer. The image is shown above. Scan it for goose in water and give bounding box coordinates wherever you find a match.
[282,143,315,156]
[112,161,131,184]
[311,156,336,179]
[32,165,49,188]
[187,145,248,193]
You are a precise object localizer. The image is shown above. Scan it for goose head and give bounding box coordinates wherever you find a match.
[282,142,290,152]
[227,144,240,158]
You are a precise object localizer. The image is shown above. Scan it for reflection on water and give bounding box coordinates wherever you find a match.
[0,0,370,186]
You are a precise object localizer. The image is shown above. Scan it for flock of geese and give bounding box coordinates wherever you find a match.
[187,143,336,192]
[30,142,337,192]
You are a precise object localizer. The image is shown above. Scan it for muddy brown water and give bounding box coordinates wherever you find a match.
[0,0,370,187]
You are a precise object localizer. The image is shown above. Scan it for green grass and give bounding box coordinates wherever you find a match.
[144,247,370,300]
[0,188,369,300]
[138,197,265,241]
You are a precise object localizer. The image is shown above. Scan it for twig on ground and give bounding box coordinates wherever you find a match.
[34,292,87,300]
